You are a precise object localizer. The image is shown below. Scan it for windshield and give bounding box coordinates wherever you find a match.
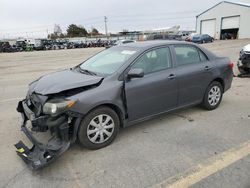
[79,47,137,76]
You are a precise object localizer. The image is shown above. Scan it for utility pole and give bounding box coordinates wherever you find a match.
[104,16,108,39]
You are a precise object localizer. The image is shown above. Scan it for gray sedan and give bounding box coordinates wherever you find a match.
[15,41,233,169]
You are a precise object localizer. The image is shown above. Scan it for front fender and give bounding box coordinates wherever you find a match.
[69,80,126,119]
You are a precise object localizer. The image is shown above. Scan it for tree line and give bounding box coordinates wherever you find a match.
[48,24,100,39]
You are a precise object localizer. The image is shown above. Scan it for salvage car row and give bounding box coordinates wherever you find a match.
[0,33,215,53]
[0,39,117,53]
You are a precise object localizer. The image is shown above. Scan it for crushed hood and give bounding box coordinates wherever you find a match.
[29,69,103,95]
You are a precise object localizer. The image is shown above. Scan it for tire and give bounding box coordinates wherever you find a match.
[78,106,120,150]
[202,81,223,110]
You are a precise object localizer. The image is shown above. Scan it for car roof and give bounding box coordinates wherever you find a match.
[122,40,192,49]
[118,40,217,60]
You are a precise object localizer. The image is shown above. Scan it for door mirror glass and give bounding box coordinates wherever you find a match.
[127,68,144,79]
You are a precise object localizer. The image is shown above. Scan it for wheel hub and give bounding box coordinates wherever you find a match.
[208,86,221,106]
[87,114,115,144]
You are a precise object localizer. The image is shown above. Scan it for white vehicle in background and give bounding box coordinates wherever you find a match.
[238,44,250,75]
[185,33,199,42]
[26,38,43,50]
[178,32,193,41]
[106,39,136,48]
[114,39,136,45]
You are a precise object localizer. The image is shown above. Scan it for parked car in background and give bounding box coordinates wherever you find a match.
[238,44,250,75]
[15,41,233,169]
[40,39,52,50]
[114,39,136,45]
[181,33,189,40]
[146,33,182,41]
[192,34,214,44]
[0,42,18,52]
[180,32,192,41]
[221,33,233,40]
[185,33,197,42]
[106,39,135,48]
[51,41,66,50]
[15,40,27,51]
[0,42,3,52]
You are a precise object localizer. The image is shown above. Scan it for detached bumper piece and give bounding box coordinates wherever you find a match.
[15,125,70,170]
[15,100,71,170]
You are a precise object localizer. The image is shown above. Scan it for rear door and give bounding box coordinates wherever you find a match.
[173,44,214,106]
[125,46,178,121]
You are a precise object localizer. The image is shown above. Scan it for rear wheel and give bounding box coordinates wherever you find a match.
[78,107,120,150]
[202,81,223,110]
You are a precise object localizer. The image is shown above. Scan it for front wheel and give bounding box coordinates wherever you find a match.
[78,107,120,150]
[202,81,223,110]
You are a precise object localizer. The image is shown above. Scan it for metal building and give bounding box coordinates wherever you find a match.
[196,1,250,39]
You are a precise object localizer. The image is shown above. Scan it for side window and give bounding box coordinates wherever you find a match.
[174,45,201,65]
[132,47,172,74]
[198,50,208,62]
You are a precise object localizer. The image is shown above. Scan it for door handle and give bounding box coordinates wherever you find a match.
[168,74,176,79]
[204,66,211,71]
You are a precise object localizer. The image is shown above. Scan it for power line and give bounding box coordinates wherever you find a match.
[0,9,202,32]
[1,16,194,34]
[109,16,195,22]
[0,12,200,38]
[106,9,202,18]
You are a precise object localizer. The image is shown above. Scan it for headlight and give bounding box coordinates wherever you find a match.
[43,99,76,115]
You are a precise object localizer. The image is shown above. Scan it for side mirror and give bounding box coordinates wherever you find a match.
[127,68,144,79]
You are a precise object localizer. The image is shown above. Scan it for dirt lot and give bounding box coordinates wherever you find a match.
[0,39,250,188]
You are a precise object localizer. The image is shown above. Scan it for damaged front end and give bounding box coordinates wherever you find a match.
[15,93,81,170]
[238,45,250,76]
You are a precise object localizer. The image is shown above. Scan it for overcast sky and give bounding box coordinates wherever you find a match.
[1,0,250,38]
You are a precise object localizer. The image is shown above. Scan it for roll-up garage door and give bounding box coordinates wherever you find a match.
[222,16,240,29]
[201,19,216,38]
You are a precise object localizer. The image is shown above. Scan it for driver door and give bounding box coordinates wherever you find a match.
[125,47,178,122]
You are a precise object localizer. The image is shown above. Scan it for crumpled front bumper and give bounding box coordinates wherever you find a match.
[237,59,250,77]
[15,100,72,170]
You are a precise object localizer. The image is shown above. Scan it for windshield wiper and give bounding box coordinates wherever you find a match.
[78,68,97,76]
